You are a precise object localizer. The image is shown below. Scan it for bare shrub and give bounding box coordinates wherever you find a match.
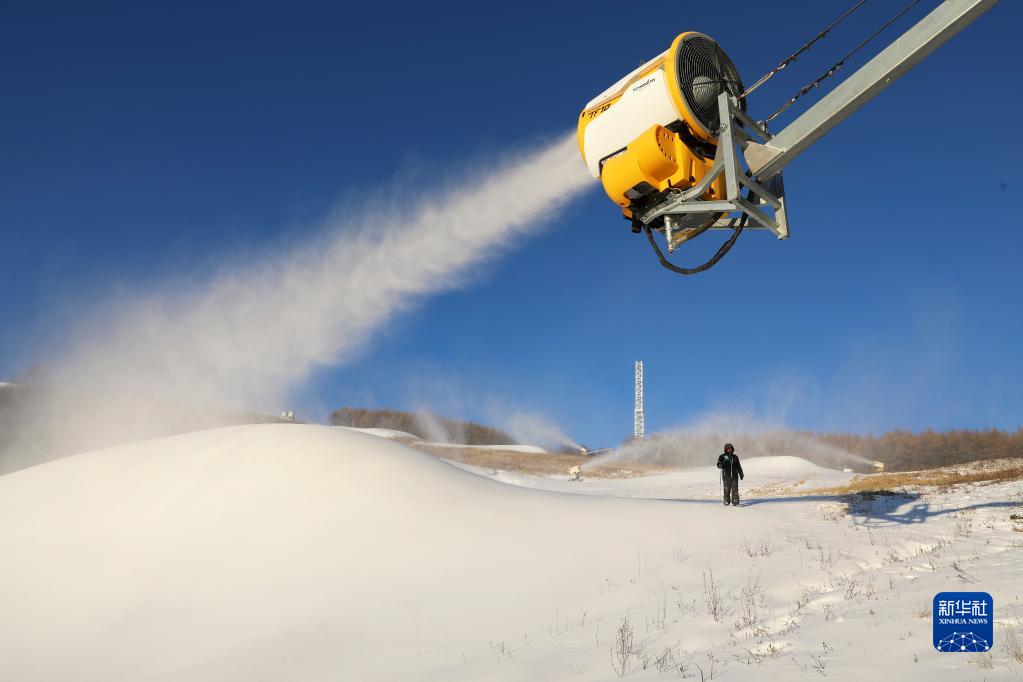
[1003,625,1023,664]
[703,568,724,622]
[952,559,980,584]
[734,574,769,635]
[676,593,698,618]
[610,616,634,677]
[972,652,994,669]
[652,588,668,630]
[793,584,823,613]
[814,503,846,522]
[953,514,974,538]
[654,647,674,673]
[815,542,834,571]
[654,646,694,677]
[735,648,764,666]
[695,652,719,681]
[739,535,773,558]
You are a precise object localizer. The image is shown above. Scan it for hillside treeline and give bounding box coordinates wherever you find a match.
[815,428,1023,472]
[329,407,514,446]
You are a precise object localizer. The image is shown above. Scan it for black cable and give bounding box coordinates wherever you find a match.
[764,0,923,124]
[644,211,748,276]
[740,0,868,100]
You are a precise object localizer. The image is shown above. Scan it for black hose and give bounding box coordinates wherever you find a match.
[644,211,748,276]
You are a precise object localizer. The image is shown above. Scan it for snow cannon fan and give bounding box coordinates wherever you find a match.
[577,32,746,246]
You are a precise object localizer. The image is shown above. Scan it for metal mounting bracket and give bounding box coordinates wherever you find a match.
[639,91,789,252]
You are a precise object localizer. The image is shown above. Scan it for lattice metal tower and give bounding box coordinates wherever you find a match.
[634,361,645,440]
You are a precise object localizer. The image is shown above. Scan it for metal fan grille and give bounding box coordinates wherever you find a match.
[675,35,745,136]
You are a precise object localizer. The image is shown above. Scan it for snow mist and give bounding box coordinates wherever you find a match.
[497,412,582,452]
[2,134,592,472]
[590,410,878,471]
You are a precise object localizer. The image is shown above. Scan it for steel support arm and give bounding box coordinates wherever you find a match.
[747,0,997,180]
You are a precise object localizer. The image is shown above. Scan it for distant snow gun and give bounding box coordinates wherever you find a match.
[577,1,997,275]
[872,461,885,473]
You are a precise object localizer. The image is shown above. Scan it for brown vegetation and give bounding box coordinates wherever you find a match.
[804,459,1023,496]
[415,443,671,479]
[813,428,1023,472]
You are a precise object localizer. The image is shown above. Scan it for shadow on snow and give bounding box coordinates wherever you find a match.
[658,491,1020,526]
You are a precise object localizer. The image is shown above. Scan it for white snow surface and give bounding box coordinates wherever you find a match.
[1,424,1021,681]
[337,427,546,453]
[337,426,420,440]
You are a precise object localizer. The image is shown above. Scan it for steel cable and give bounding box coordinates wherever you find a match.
[763,0,923,124]
[740,0,868,100]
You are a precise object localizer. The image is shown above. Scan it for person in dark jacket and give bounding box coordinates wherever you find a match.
[716,443,744,506]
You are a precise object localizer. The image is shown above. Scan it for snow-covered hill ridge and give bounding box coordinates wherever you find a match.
[1,424,1020,681]
[339,425,548,453]
[337,425,421,440]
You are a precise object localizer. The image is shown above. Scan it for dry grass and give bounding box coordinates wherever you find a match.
[415,446,1023,487]
[414,444,673,479]
[972,652,994,670]
[1004,625,1023,664]
[803,460,1023,496]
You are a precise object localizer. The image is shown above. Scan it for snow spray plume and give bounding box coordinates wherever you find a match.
[497,412,581,452]
[590,410,877,471]
[1,134,592,473]
[413,410,460,445]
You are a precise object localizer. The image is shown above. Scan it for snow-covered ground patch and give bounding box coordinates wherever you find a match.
[337,426,420,440]
[336,426,547,454]
[1,424,1020,680]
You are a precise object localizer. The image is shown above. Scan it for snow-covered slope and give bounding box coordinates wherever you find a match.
[337,425,420,440]
[1,425,1020,681]
[337,425,547,453]
[465,454,854,498]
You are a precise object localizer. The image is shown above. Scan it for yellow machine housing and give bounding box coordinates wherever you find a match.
[577,31,742,220]
[599,124,724,212]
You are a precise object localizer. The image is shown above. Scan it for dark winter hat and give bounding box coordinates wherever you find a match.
[724,443,734,452]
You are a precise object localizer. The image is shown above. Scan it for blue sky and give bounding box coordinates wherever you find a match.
[2,1,1021,447]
